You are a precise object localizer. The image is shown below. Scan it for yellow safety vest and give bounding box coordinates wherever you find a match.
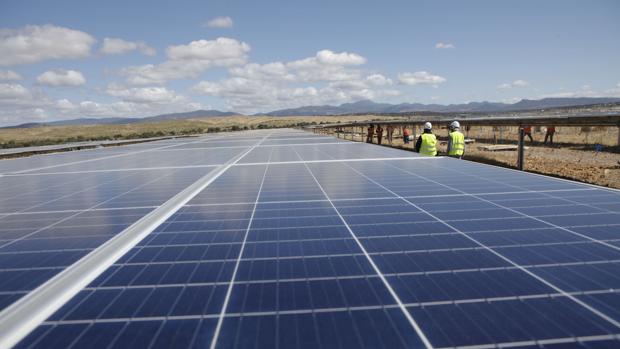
[449,131,465,156]
[420,133,437,156]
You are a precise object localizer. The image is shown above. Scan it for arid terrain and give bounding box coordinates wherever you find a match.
[0,115,397,149]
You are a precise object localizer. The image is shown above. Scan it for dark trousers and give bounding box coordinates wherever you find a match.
[525,133,533,142]
[544,133,554,144]
[366,135,372,143]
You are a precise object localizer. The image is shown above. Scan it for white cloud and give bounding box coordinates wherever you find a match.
[105,84,184,104]
[166,38,249,62]
[435,42,455,49]
[0,83,49,111]
[121,37,250,85]
[0,83,31,100]
[398,71,446,86]
[366,74,393,86]
[285,50,367,82]
[37,69,86,86]
[0,82,204,126]
[101,38,156,56]
[229,62,295,82]
[315,50,366,65]
[0,70,22,81]
[0,25,96,66]
[497,79,529,89]
[205,16,234,28]
[189,48,406,113]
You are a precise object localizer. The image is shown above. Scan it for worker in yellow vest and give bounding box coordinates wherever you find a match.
[447,120,465,159]
[415,122,437,156]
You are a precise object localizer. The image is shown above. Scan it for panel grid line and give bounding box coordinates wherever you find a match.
[342,160,620,331]
[209,144,274,349]
[291,146,435,349]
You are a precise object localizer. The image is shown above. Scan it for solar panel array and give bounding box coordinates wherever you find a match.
[1,129,619,348]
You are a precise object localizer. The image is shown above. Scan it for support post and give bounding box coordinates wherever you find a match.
[617,123,620,147]
[517,127,525,171]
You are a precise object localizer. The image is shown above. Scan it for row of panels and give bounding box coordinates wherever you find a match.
[5,129,620,348]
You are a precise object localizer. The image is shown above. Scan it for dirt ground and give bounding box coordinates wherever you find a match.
[332,126,620,190]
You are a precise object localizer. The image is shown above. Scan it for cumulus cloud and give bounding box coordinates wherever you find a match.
[0,83,49,111]
[0,70,22,80]
[105,84,185,104]
[166,38,249,62]
[0,25,96,66]
[315,50,366,65]
[192,75,400,113]
[204,16,234,28]
[121,37,250,85]
[101,38,156,56]
[285,50,367,82]
[435,42,455,49]
[37,69,86,86]
[189,48,407,112]
[229,62,295,82]
[0,88,204,126]
[0,83,31,100]
[398,71,446,86]
[497,79,529,89]
[366,74,392,86]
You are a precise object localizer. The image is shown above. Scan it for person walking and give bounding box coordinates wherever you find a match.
[403,126,410,144]
[523,125,534,142]
[415,122,437,156]
[376,124,384,145]
[447,121,465,159]
[544,126,556,144]
[386,125,394,145]
[366,124,374,143]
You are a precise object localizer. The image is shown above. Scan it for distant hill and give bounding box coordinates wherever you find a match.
[4,109,242,129]
[259,97,620,116]
[4,97,620,129]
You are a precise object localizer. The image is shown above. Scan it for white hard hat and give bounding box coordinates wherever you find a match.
[450,121,460,129]
[424,122,432,130]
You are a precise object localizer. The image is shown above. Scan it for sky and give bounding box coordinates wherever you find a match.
[0,0,619,126]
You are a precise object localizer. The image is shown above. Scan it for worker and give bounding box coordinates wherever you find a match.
[403,126,410,144]
[366,124,374,143]
[523,125,534,142]
[376,124,384,145]
[544,125,556,144]
[415,122,437,156]
[447,120,465,159]
[386,125,394,145]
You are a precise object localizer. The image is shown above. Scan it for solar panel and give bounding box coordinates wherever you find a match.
[1,129,619,348]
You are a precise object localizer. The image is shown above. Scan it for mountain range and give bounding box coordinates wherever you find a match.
[258,97,620,116]
[4,97,620,128]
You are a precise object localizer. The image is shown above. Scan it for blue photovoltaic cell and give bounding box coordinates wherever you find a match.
[3,129,620,349]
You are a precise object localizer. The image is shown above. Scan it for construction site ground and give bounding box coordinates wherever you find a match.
[334,130,620,190]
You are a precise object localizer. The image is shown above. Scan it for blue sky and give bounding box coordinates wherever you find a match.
[0,0,619,126]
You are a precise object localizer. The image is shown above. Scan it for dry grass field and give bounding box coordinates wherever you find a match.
[0,115,398,148]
